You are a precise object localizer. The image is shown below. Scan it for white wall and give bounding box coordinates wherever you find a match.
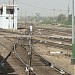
[0,5,17,29]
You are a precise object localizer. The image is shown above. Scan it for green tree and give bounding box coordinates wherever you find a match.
[57,14,67,24]
[68,14,72,25]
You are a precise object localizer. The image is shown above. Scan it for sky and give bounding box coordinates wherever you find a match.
[0,0,72,16]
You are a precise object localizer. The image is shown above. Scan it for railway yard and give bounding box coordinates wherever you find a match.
[0,24,74,75]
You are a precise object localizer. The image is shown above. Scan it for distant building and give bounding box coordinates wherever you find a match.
[0,4,18,29]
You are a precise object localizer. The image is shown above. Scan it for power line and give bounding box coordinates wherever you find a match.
[15,0,70,12]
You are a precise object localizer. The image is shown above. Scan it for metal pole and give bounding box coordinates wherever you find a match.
[25,11,27,26]
[68,0,70,17]
[13,0,14,29]
[9,0,10,4]
[71,0,75,64]
[29,26,33,75]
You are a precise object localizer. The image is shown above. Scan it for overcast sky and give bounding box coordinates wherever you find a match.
[0,0,72,16]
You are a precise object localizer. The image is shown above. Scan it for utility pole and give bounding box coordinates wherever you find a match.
[25,11,27,26]
[13,0,14,29]
[29,26,33,75]
[71,0,75,64]
[68,0,70,17]
[71,0,75,74]
[8,0,10,29]
[36,13,40,25]
[9,0,10,4]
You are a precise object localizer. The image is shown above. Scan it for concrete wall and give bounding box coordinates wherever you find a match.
[0,5,17,29]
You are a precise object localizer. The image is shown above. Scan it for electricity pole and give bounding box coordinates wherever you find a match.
[68,0,70,17]
[29,26,33,75]
[71,0,75,65]
[36,13,40,25]
[71,0,75,74]
[13,0,14,29]
[25,11,27,26]
[9,0,10,4]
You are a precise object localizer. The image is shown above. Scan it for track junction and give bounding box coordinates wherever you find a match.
[0,25,73,75]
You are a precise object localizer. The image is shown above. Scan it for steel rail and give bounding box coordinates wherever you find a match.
[12,43,38,75]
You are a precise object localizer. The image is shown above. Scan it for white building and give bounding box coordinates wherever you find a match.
[0,4,17,29]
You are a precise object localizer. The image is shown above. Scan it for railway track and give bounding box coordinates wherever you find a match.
[0,29,23,35]
[24,26,72,51]
[0,26,72,75]
[0,27,72,53]
[0,36,40,75]
[16,38,70,75]
[15,35,72,56]
[4,34,71,51]
[0,36,70,75]
[19,36,72,74]
[32,37,72,50]
[32,27,71,36]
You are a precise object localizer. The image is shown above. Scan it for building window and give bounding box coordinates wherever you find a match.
[0,7,3,15]
[6,17,9,19]
[6,9,14,14]
[11,17,14,19]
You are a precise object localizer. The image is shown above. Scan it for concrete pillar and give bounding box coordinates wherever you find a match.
[3,5,7,29]
[3,5,6,15]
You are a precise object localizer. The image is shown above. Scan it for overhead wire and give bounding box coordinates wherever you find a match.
[15,0,69,12]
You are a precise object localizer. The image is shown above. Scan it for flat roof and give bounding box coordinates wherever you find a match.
[0,4,17,7]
